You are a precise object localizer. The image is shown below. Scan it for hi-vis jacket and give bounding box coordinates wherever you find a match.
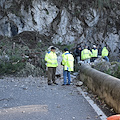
[81,49,91,60]
[45,51,58,67]
[102,47,109,57]
[91,49,98,57]
[62,51,74,71]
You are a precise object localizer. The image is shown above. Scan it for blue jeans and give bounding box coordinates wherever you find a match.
[63,70,71,85]
[104,56,109,62]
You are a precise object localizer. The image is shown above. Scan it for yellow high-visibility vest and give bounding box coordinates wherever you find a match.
[81,49,91,60]
[102,47,108,57]
[45,51,58,67]
[91,49,98,57]
[62,51,74,71]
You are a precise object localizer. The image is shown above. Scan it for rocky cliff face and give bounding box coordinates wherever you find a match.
[0,0,120,60]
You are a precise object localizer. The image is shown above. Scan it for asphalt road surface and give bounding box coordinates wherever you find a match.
[0,76,101,120]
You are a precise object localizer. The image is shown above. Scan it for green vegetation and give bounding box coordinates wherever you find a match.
[114,65,120,79]
[56,43,75,52]
[95,0,111,10]
[0,61,25,75]
[0,42,26,75]
[95,62,120,79]
[105,64,120,79]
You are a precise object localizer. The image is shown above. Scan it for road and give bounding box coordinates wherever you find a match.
[0,76,102,120]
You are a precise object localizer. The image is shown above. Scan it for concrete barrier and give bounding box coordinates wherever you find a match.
[79,64,120,113]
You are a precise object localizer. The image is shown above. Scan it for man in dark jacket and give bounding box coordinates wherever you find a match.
[74,46,82,63]
[98,45,103,56]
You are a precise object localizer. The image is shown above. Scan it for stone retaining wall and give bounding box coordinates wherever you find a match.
[79,64,120,113]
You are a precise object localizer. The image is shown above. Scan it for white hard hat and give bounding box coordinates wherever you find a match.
[93,45,96,48]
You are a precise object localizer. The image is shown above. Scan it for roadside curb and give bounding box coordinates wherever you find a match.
[77,87,107,120]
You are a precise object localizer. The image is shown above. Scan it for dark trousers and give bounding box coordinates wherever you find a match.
[91,57,97,62]
[48,67,56,84]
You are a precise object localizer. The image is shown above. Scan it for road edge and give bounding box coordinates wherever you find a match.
[77,87,107,120]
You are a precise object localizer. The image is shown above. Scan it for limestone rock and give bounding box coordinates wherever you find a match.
[76,81,83,87]
[0,0,120,60]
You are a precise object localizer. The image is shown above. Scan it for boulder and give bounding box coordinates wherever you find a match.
[92,58,111,72]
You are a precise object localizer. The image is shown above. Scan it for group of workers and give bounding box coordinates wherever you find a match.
[44,46,120,120]
[45,47,74,86]
[45,45,109,86]
[74,44,109,64]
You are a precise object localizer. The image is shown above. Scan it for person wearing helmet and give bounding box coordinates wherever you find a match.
[45,47,58,85]
[91,45,98,62]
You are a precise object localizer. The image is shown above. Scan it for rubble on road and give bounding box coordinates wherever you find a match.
[76,81,83,87]
[90,58,120,79]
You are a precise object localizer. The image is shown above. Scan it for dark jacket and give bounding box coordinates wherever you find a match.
[98,47,103,56]
[74,48,82,58]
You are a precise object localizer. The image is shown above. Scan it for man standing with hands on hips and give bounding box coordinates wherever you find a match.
[61,48,74,85]
[45,47,58,85]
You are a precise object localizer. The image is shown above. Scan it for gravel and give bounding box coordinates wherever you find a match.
[0,76,101,120]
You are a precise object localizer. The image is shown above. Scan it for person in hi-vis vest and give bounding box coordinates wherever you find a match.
[45,47,58,85]
[91,45,98,62]
[102,46,109,62]
[81,45,91,64]
[61,48,74,85]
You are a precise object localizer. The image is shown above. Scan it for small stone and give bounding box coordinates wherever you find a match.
[86,116,91,119]
[110,108,114,111]
[73,72,78,76]
[72,116,75,119]
[11,80,14,82]
[23,87,28,90]
[76,81,83,87]
[95,116,99,118]
[22,111,25,113]
[57,105,61,108]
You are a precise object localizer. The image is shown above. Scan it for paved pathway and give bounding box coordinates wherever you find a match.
[0,76,101,120]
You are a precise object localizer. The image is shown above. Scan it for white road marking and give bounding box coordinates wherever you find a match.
[77,87,107,120]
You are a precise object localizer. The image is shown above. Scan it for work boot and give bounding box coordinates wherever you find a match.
[66,83,70,85]
[48,83,52,85]
[53,82,58,85]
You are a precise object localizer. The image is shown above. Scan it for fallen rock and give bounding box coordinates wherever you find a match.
[76,81,83,87]
[92,58,111,72]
